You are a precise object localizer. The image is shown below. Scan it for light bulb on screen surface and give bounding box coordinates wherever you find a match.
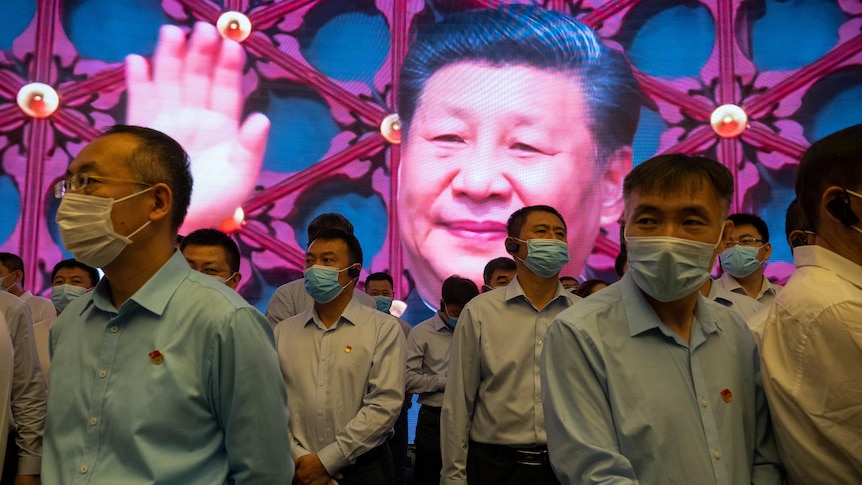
[710,104,748,138]
[216,11,252,42]
[17,82,59,118]
[218,207,245,234]
[381,113,401,144]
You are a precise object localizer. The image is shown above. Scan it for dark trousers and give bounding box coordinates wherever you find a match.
[467,441,560,485]
[338,443,396,485]
[388,398,410,485]
[0,433,17,484]
[412,405,442,485]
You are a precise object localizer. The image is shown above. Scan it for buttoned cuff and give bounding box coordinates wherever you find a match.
[317,442,348,475]
[436,375,447,391]
[18,455,41,476]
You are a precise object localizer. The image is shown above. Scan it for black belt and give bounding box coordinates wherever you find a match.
[419,404,442,414]
[352,443,390,467]
[469,440,550,467]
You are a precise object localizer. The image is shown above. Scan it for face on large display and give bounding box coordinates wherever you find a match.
[397,61,628,303]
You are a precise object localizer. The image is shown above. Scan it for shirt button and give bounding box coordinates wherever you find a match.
[98,370,107,378]
[110,325,119,333]
[80,465,88,474]
[89,417,97,426]
[713,451,721,459]
[701,399,708,407]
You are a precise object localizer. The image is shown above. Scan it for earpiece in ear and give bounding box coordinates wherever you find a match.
[347,264,361,278]
[505,238,519,253]
[826,196,859,227]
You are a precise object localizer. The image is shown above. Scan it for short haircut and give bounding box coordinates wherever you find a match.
[103,125,192,233]
[51,259,99,288]
[482,257,517,285]
[575,279,608,298]
[365,272,393,288]
[307,213,355,243]
[0,252,24,285]
[784,198,812,239]
[559,276,577,283]
[728,213,770,243]
[180,228,241,273]
[441,275,480,307]
[507,205,567,238]
[796,123,862,230]
[399,5,641,160]
[623,154,734,215]
[310,228,363,267]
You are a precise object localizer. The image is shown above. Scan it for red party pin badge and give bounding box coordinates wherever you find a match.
[345,345,352,353]
[149,350,164,365]
[721,388,733,403]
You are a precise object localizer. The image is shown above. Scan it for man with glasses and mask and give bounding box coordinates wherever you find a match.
[274,229,405,485]
[761,124,862,484]
[44,125,292,484]
[180,228,242,290]
[441,205,579,485]
[541,154,782,484]
[716,213,782,306]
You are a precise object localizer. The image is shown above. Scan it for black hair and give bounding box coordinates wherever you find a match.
[307,213,355,243]
[784,198,812,239]
[51,259,100,288]
[0,252,23,285]
[623,154,734,215]
[441,275,479,307]
[103,125,192,233]
[507,205,567,238]
[614,248,627,278]
[482,257,516,286]
[575,279,608,298]
[399,5,641,160]
[365,271,394,288]
[310,228,363,267]
[180,228,241,273]
[728,213,770,244]
[796,123,862,230]
[559,276,577,283]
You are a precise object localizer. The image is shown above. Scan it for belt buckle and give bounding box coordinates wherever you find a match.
[516,449,546,467]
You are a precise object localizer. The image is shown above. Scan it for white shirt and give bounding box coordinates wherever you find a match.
[274,296,406,475]
[19,291,56,325]
[760,245,862,484]
[265,278,376,327]
[716,272,782,307]
[441,278,579,485]
[406,313,453,407]
[0,314,13,472]
[707,278,765,320]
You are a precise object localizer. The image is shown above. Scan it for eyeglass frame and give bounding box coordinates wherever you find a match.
[722,237,766,249]
[54,173,153,199]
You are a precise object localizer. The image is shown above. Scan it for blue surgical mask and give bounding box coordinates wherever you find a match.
[374,296,393,313]
[514,238,570,278]
[51,284,89,313]
[304,264,356,303]
[625,231,722,302]
[719,245,762,278]
[444,310,458,329]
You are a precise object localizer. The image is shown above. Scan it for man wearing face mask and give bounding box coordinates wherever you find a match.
[50,259,99,315]
[541,154,782,484]
[274,229,406,485]
[180,228,243,290]
[440,205,579,485]
[406,275,478,485]
[760,124,862,484]
[45,125,293,484]
[716,213,782,306]
[481,257,517,292]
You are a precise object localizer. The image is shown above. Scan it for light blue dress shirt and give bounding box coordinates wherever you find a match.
[541,272,782,485]
[44,251,293,484]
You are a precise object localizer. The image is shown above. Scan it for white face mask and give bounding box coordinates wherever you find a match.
[625,229,723,303]
[55,189,154,268]
[51,284,90,313]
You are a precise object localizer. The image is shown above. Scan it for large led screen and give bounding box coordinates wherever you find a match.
[1,0,861,326]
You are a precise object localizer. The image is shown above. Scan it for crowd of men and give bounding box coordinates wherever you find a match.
[0,5,859,485]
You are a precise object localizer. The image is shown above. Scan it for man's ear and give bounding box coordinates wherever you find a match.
[599,146,632,227]
[149,183,173,224]
[761,242,772,261]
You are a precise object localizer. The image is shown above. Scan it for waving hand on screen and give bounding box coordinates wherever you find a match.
[126,22,269,233]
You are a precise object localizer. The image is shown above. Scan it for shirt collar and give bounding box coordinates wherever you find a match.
[620,272,720,343]
[719,271,777,298]
[504,276,573,305]
[86,250,190,317]
[304,294,362,330]
[794,245,862,289]
[432,312,452,333]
